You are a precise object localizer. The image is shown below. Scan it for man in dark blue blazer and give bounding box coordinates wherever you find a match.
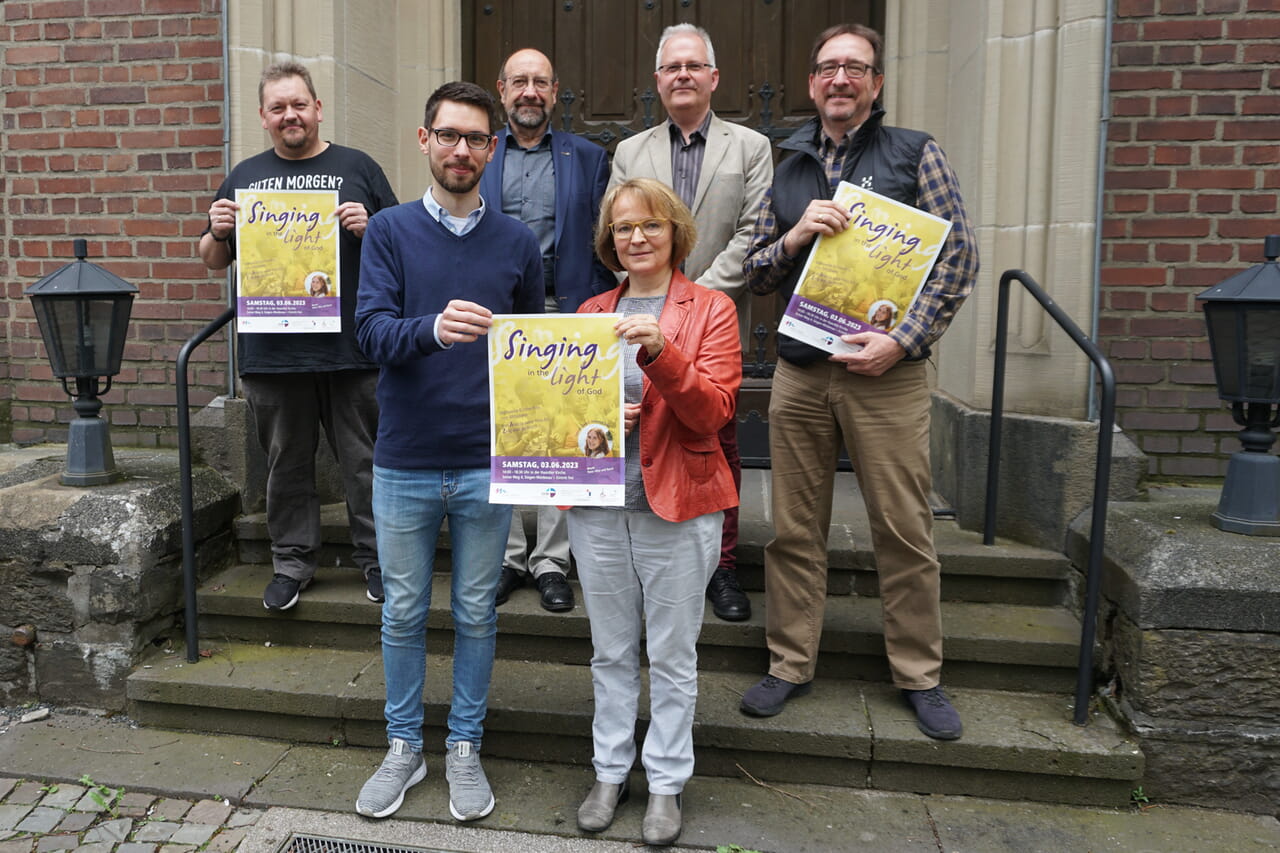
[480,48,613,613]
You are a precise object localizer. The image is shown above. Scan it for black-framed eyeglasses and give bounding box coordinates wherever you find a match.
[813,60,879,80]
[657,61,713,76]
[609,218,669,239]
[427,127,494,150]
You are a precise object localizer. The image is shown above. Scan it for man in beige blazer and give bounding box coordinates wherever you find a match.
[610,23,773,622]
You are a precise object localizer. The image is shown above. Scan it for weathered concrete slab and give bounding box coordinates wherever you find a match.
[929,794,1280,853]
[0,710,287,803]
[1069,489,1280,632]
[249,746,936,853]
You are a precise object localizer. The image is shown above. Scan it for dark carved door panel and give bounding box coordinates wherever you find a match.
[464,0,884,466]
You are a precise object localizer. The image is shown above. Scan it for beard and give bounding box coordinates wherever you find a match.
[431,157,482,195]
[509,103,548,129]
[278,123,311,149]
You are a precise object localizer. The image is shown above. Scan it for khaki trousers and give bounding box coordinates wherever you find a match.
[764,358,942,690]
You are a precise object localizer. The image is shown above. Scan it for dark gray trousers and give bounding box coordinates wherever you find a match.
[241,370,379,581]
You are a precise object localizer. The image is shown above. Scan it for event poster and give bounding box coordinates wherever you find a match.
[779,181,952,355]
[234,188,341,333]
[488,314,626,507]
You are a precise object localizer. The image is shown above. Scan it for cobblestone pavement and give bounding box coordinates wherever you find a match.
[0,777,259,853]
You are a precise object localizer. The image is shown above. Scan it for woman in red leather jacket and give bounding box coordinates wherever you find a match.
[568,178,740,846]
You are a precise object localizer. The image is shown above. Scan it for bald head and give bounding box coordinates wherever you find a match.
[497,49,560,141]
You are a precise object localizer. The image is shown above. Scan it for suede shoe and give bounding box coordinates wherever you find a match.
[740,674,812,717]
[535,571,574,612]
[902,686,963,740]
[365,567,385,604]
[641,793,682,846]
[495,566,523,606]
[577,779,629,832]
[706,567,751,621]
[263,574,310,611]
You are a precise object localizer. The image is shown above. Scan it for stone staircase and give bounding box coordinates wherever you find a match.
[126,471,1142,808]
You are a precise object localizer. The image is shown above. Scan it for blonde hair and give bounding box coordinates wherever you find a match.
[594,178,698,273]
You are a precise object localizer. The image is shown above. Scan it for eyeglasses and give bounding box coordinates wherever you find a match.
[609,218,669,239]
[505,75,554,92]
[813,60,879,80]
[427,127,494,150]
[657,62,713,76]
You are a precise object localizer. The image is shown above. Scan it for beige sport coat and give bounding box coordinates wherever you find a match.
[609,112,773,343]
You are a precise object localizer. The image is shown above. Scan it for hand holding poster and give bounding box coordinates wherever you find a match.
[779,181,952,354]
[235,188,341,333]
[489,314,626,506]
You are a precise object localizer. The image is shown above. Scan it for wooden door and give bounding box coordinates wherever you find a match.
[464,0,885,465]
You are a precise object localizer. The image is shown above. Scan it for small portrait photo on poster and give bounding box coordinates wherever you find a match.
[579,424,613,458]
[305,271,331,296]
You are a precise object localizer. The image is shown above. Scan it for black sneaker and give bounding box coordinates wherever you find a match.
[263,574,309,611]
[740,674,812,717]
[902,686,963,740]
[366,567,385,604]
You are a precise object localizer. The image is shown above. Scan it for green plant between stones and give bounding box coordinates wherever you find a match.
[78,774,124,818]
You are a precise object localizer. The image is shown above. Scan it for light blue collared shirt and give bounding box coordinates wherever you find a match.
[422,186,487,235]
[421,187,489,346]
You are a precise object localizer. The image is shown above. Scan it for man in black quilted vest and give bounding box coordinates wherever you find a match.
[739,23,979,740]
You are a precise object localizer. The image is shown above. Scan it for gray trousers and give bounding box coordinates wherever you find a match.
[241,370,379,582]
[567,507,721,795]
[504,505,571,579]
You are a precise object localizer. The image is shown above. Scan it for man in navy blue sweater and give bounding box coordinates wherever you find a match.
[353,81,543,823]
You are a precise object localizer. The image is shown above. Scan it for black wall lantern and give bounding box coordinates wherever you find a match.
[24,238,138,486]
[1196,234,1280,535]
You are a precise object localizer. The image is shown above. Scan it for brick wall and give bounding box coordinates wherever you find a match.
[1103,0,1280,478]
[1,0,227,447]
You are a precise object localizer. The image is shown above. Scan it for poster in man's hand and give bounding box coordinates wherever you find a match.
[488,314,626,507]
[235,188,341,333]
[779,181,952,354]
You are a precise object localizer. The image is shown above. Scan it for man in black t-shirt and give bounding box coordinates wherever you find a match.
[200,61,398,611]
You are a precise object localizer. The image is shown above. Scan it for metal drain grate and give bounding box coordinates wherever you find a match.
[277,835,458,853]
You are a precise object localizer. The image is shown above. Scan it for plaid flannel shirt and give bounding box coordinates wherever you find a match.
[744,135,978,359]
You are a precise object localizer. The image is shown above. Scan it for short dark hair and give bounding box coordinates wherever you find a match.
[809,23,883,76]
[259,61,317,106]
[423,81,498,133]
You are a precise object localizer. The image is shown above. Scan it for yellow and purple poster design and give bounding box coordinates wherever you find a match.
[781,181,952,355]
[234,188,340,333]
[488,314,625,506]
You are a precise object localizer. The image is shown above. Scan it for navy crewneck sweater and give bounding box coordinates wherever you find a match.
[356,199,543,469]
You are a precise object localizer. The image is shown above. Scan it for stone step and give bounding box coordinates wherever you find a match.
[234,500,1076,607]
[198,564,1082,694]
[125,641,1142,808]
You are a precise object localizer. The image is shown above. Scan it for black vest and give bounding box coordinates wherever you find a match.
[771,108,931,366]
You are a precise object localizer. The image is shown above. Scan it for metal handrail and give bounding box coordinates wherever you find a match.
[177,307,236,663]
[984,270,1116,726]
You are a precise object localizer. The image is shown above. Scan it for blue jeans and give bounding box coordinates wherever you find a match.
[373,465,511,751]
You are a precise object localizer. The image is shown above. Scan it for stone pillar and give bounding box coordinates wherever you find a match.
[0,448,237,709]
[225,0,460,204]
[1068,495,1280,814]
[885,0,1109,418]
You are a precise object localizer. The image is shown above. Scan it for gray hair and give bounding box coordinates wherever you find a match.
[655,23,716,70]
